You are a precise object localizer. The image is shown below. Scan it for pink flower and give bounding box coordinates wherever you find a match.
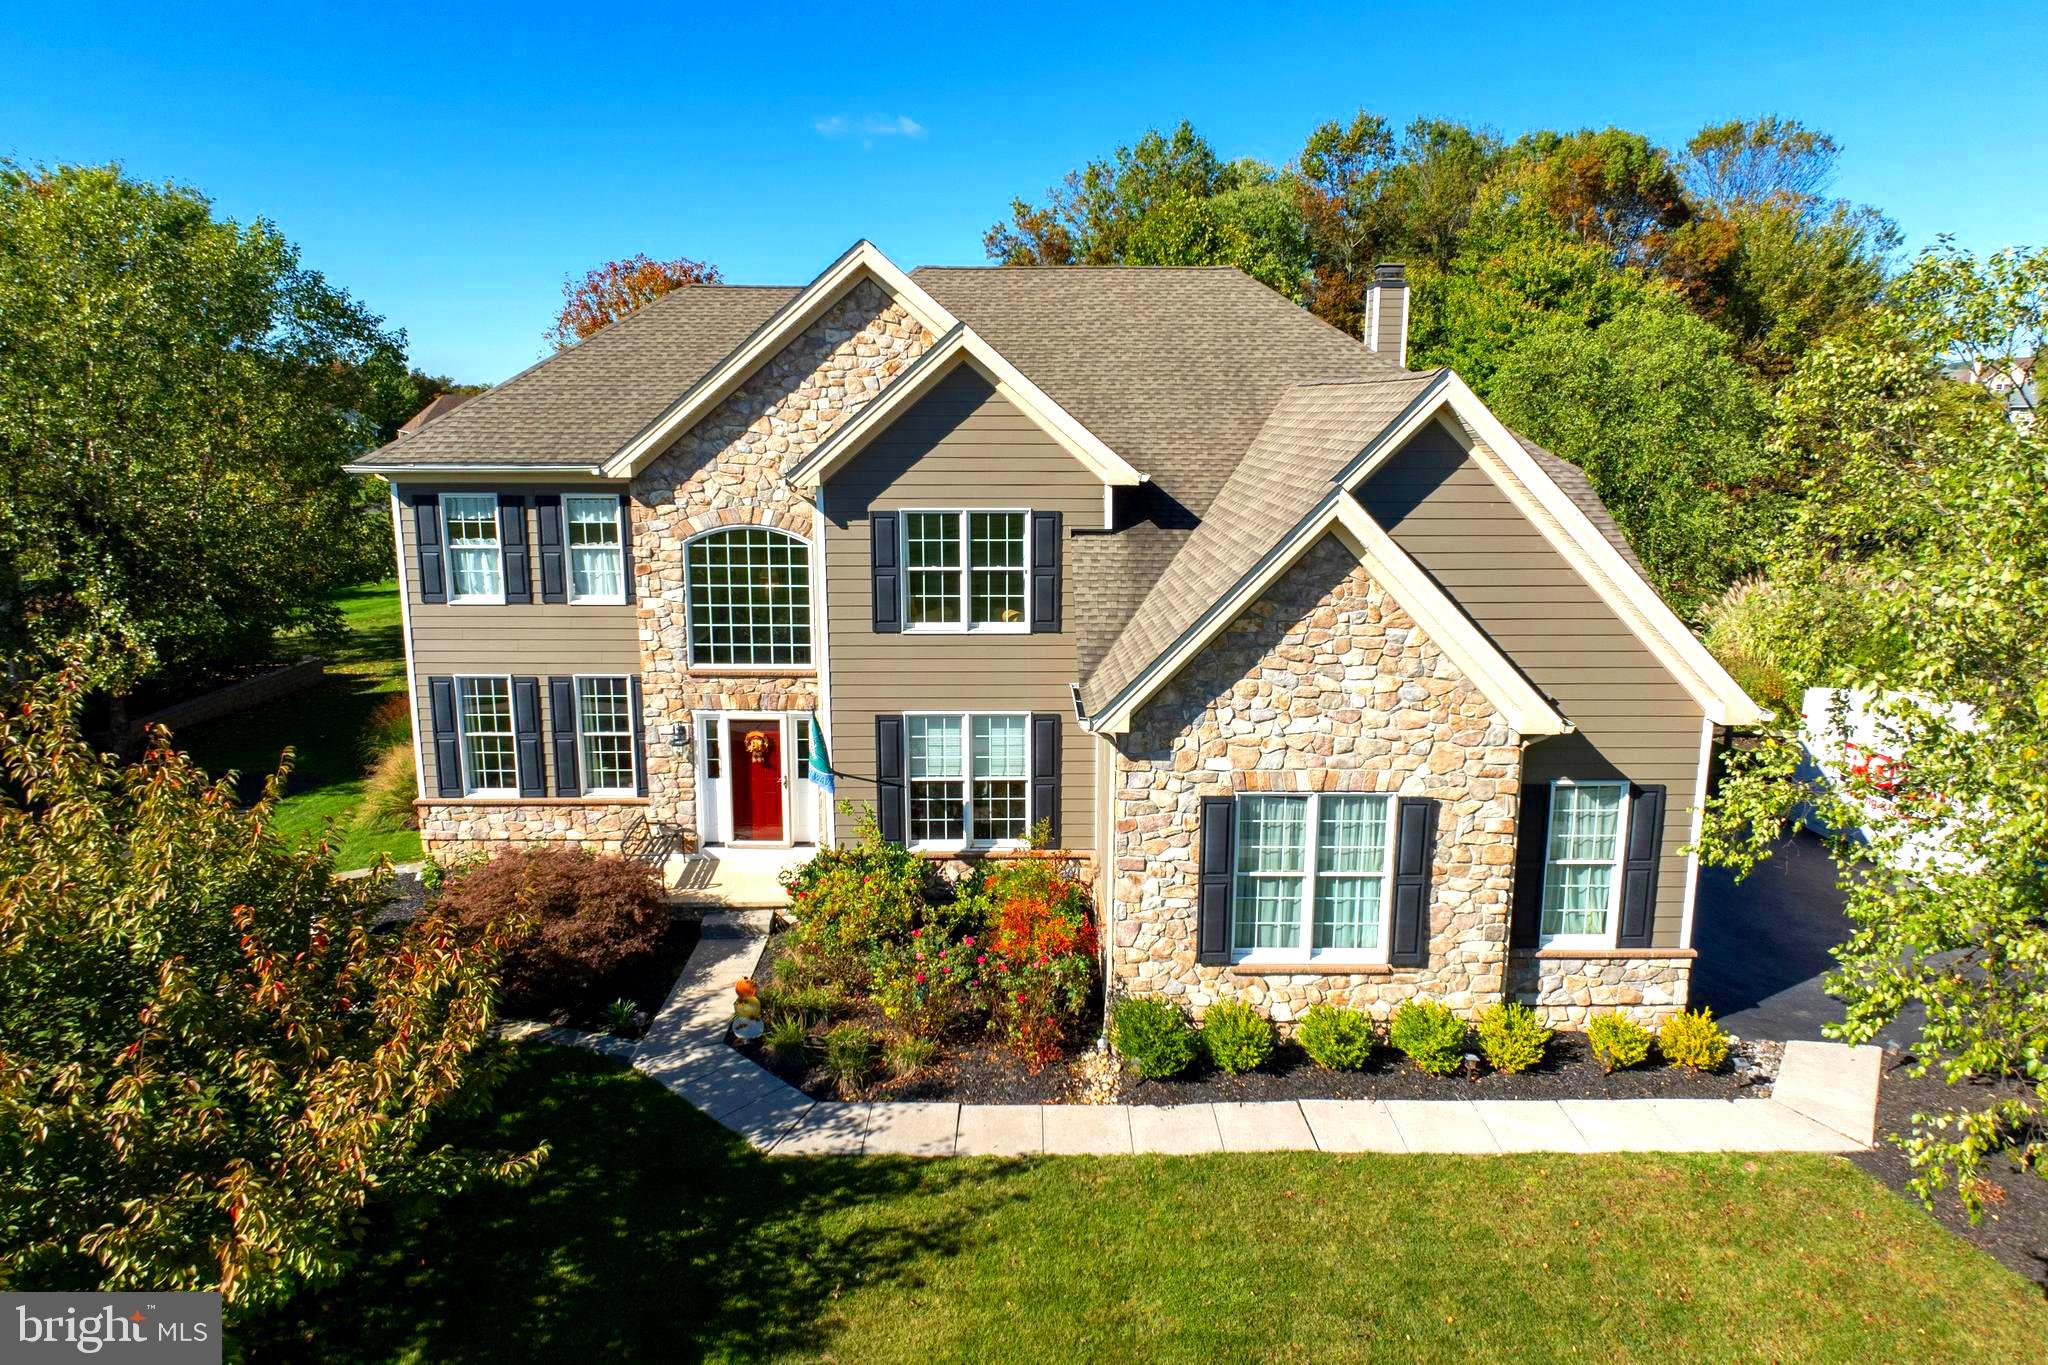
[911,927,922,938]
[963,936,975,947]
[915,972,926,983]
[1015,991,1027,1004]
[940,964,951,973]
[977,954,987,965]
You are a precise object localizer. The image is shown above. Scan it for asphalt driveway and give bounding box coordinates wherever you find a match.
[1689,829,1921,1048]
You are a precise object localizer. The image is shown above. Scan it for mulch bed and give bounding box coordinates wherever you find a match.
[737,925,1748,1106]
[1851,1052,2048,1290]
[549,914,702,1033]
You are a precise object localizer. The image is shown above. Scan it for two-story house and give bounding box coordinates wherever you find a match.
[351,242,1763,1027]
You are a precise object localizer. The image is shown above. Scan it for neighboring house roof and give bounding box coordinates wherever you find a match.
[397,391,474,434]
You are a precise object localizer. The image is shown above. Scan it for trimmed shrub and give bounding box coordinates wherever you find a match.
[439,848,667,1018]
[1658,1007,1732,1072]
[1388,999,1469,1076]
[1296,1004,1377,1071]
[868,932,976,1039]
[1200,1000,1274,1074]
[1110,997,1198,1079]
[823,1023,878,1097]
[1587,1011,1654,1073]
[1475,1002,1552,1075]
[779,813,933,975]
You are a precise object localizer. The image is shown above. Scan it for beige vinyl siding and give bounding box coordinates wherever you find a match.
[395,487,639,796]
[822,362,1099,850]
[1358,421,1703,947]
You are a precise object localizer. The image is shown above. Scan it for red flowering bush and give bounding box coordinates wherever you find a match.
[965,858,1097,1070]
[868,930,978,1038]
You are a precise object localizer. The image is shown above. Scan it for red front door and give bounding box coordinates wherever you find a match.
[729,720,784,842]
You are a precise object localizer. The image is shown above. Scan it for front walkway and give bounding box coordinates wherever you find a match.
[623,909,1880,1158]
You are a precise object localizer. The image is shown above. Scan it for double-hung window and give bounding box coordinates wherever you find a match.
[1231,793,1394,963]
[906,712,1029,848]
[685,527,813,667]
[456,676,516,795]
[1539,780,1627,947]
[575,676,635,794]
[566,495,625,602]
[904,511,1028,631]
[443,494,505,602]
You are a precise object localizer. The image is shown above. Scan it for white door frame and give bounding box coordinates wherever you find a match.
[695,709,822,850]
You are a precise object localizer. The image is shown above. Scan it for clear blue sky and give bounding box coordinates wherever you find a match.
[5,2,2041,383]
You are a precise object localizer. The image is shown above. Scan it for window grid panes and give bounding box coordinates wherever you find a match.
[905,512,962,627]
[685,528,812,667]
[1231,794,1393,958]
[968,512,1027,627]
[700,718,721,779]
[566,495,624,601]
[458,677,516,793]
[1541,783,1625,939]
[971,715,1027,843]
[576,676,634,792]
[907,715,964,844]
[444,494,504,600]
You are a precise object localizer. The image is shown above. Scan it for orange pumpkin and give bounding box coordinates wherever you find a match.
[733,977,758,1001]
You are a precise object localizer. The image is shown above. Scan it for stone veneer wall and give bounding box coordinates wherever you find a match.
[632,278,934,837]
[1110,535,1523,1023]
[418,801,647,859]
[1507,954,1693,1028]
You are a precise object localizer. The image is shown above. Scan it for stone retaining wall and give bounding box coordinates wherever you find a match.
[418,801,649,859]
[1507,954,1693,1027]
[136,657,327,735]
[1109,534,1523,1022]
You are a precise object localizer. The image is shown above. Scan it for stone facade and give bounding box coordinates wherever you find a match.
[1507,953,1693,1028]
[631,278,934,836]
[1109,534,1523,1023]
[418,800,648,859]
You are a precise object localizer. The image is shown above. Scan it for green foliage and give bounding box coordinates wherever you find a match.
[1586,1012,1654,1073]
[867,932,976,1039]
[1295,1004,1377,1071]
[1387,1000,1469,1076]
[765,978,845,1020]
[437,849,669,1021]
[1698,244,2048,1216]
[0,162,410,689]
[1199,1000,1275,1075]
[883,1033,938,1078]
[1475,1003,1553,1075]
[601,999,641,1037]
[0,671,538,1312]
[822,1024,878,1098]
[762,1013,810,1065]
[780,812,932,978]
[355,742,418,835]
[1484,303,1775,616]
[1657,1008,1731,1072]
[1110,997,1199,1079]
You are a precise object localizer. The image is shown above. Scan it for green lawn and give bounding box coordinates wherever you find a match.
[179,580,420,870]
[239,1048,2048,1364]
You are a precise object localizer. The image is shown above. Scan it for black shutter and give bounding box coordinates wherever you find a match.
[428,676,461,796]
[413,493,446,603]
[1197,794,1234,964]
[499,496,532,604]
[617,493,636,604]
[535,495,566,603]
[629,676,648,798]
[1030,510,1062,633]
[874,713,905,843]
[549,677,580,797]
[1617,784,1666,949]
[1390,797,1437,966]
[1510,781,1553,951]
[512,676,544,796]
[1030,713,1061,845]
[870,512,900,632]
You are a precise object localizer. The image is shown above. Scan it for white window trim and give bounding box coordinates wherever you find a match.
[1537,778,1629,951]
[572,673,636,797]
[1231,792,1395,966]
[900,508,1032,635]
[455,674,517,797]
[564,494,627,606]
[902,709,1032,853]
[442,493,507,605]
[680,525,817,672]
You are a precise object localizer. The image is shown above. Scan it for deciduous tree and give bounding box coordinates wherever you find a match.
[548,252,723,348]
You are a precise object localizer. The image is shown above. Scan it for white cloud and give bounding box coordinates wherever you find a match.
[814,113,927,148]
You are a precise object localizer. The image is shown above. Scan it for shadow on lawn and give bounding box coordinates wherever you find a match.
[238,1048,1034,1363]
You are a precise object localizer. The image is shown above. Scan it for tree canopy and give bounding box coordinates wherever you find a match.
[548,252,723,348]
[0,162,409,693]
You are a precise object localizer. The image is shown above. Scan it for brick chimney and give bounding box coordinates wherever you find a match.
[1365,262,1408,367]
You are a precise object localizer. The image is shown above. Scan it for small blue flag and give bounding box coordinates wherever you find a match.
[808,713,834,793]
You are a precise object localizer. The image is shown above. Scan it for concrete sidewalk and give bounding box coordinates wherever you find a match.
[597,906,1882,1160]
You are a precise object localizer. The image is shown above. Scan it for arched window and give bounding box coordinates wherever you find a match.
[685,527,813,668]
